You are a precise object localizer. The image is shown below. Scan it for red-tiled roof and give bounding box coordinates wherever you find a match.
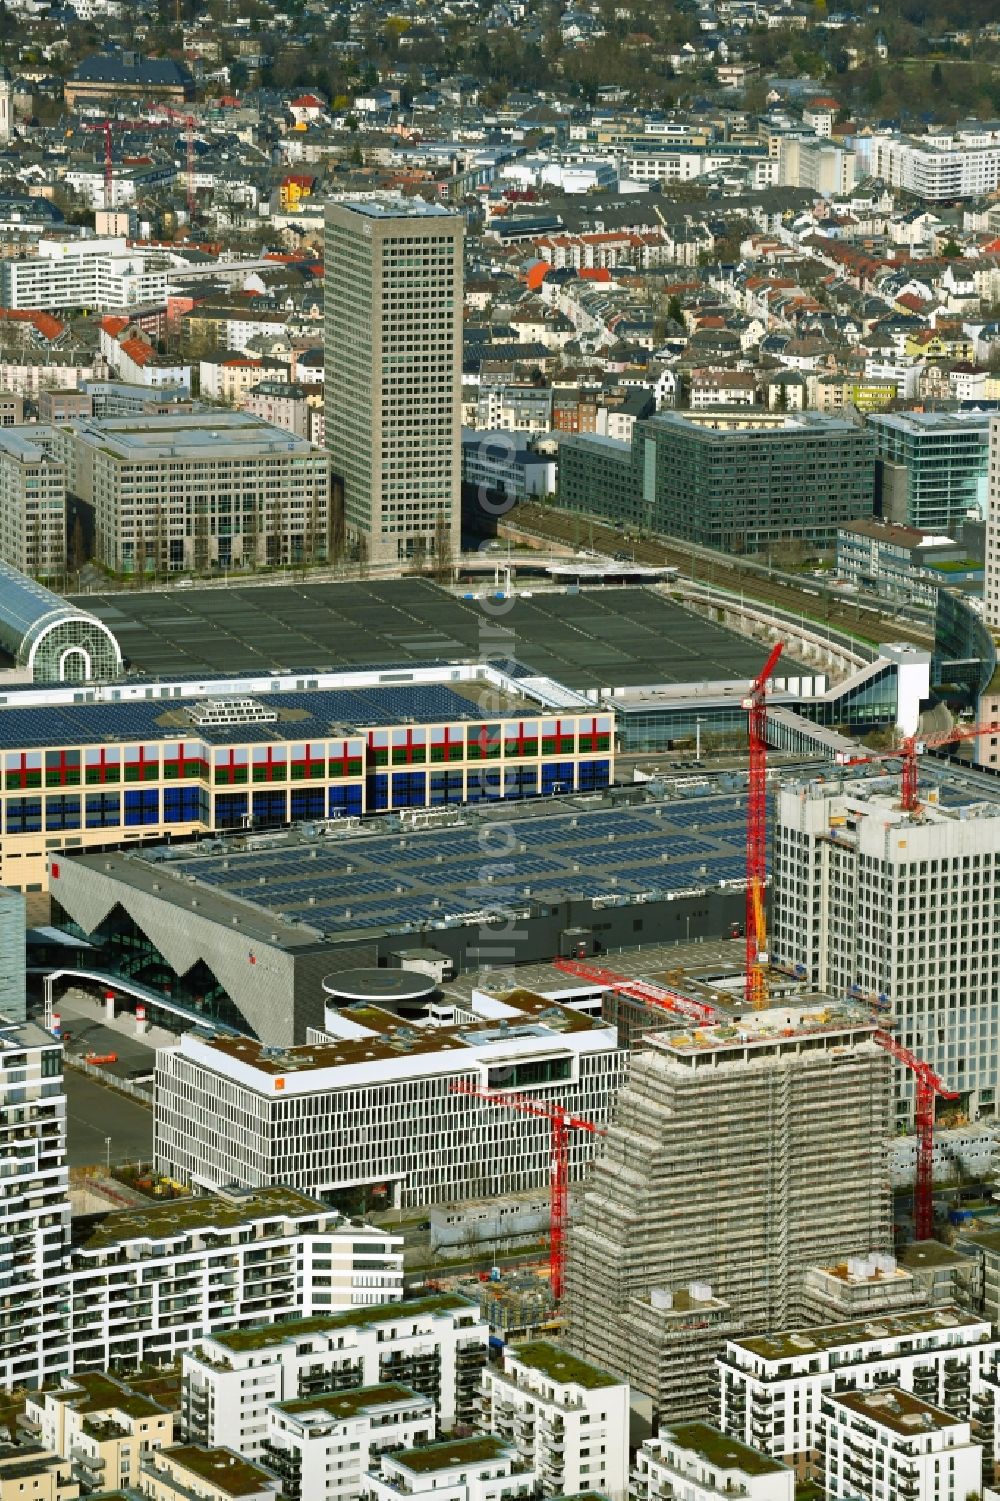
[100,315,130,338]
[0,308,66,340]
[120,337,152,366]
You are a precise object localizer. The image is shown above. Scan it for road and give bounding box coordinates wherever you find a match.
[65,1069,154,1170]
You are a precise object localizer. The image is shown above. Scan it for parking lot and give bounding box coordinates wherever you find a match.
[65,1070,154,1171]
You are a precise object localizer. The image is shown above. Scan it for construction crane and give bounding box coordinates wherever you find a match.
[743,641,784,1010]
[552,956,719,1026]
[873,1030,958,1241]
[450,1080,603,1299]
[837,719,1000,813]
[102,119,113,211]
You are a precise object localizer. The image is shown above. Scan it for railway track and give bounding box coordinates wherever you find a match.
[506,504,934,652]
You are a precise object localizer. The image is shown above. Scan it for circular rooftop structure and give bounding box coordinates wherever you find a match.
[0,563,122,683]
[322,968,437,1007]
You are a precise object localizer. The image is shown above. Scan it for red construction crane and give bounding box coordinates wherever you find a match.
[103,119,113,211]
[552,956,719,1026]
[837,719,1000,813]
[743,642,783,1010]
[450,1080,604,1299]
[873,1030,958,1241]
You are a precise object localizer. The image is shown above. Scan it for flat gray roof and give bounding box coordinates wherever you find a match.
[333,197,460,220]
[64,412,322,462]
[71,578,803,686]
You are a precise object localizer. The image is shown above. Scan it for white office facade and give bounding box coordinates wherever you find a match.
[772,778,1000,1123]
[182,1296,490,1457]
[0,426,66,577]
[155,996,627,1207]
[0,238,169,312]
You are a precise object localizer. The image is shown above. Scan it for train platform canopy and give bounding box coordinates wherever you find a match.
[0,562,122,684]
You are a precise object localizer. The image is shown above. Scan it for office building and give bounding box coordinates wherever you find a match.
[558,411,875,551]
[632,1423,793,1501]
[818,1387,981,1501]
[717,1306,998,1477]
[363,1436,533,1501]
[771,777,1000,1123]
[53,412,331,574]
[870,409,990,534]
[0,426,66,578]
[481,1341,629,1501]
[564,1006,892,1416]
[0,238,169,314]
[263,1387,436,1501]
[140,1445,279,1501]
[836,518,970,608]
[66,1188,402,1376]
[182,1295,489,1456]
[0,886,25,1023]
[325,198,463,567]
[0,1022,70,1392]
[155,989,625,1200]
[27,1371,175,1492]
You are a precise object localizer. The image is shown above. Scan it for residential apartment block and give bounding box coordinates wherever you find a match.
[181,1295,489,1456]
[362,1436,534,1501]
[481,1341,629,1501]
[632,1423,793,1501]
[262,1386,436,1501]
[53,412,331,574]
[325,198,463,567]
[0,1022,70,1392]
[818,1387,981,1501]
[139,1444,279,1501]
[772,777,1000,1123]
[27,1370,175,1492]
[717,1306,998,1477]
[0,238,169,313]
[0,425,66,578]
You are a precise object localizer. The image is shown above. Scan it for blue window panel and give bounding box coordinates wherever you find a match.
[124,789,159,827]
[541,761,576,794]
[368,775,390,813]
[45,795,81,831]
[329,785,363,818]
[215,792,248,829]
[429,771,464,805]
[6,797,42,834]
[85,793,120,829]
[578,759,611,792]
[506,767,538,798]
[290,788,325,821]
[252,790,287,826]
[391,772,427,808]
[164,786,201,824]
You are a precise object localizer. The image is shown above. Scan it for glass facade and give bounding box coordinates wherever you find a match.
[869,411,989,533]
[560,413,876,551]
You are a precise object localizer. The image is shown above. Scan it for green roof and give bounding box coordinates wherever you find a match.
[664,1423,785,1477]
[509,1341,620,1390]
[50,1373,165,1420]
[213,1294,477,1353]
[273,1384,423,1421]
[78,1187,330,1251]
[397,1437,512,1474]
[166,1445,276,1496]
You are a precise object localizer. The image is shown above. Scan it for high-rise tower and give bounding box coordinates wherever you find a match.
[324,198,463,568]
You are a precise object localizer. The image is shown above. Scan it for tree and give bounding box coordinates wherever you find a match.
[931,60,944,89]
[434,511,453,582]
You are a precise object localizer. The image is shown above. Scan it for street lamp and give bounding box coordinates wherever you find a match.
[695,716,704,761]
[105,1136,112,1172]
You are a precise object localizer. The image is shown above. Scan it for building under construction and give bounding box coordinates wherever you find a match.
[563,1003,893,1418]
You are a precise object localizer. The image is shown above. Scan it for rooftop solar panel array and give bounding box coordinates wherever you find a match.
[165,791,755,937]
